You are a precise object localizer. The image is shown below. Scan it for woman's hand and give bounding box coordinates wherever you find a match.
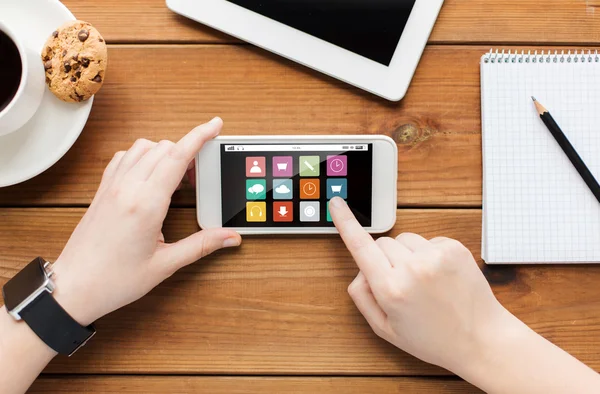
[329,197,511,373]
[330,198,600,392]
[51,117,242,326]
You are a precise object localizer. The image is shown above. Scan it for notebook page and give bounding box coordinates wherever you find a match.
[481,53,600,264]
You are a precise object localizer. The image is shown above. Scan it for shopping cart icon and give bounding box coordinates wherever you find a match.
[331,185,343,193]
[273,157,293,176]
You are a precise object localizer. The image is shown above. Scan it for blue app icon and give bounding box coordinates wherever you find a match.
[326,178,347,199]
[273,179,293,200]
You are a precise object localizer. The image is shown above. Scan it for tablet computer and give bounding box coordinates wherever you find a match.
[167,0,444,101]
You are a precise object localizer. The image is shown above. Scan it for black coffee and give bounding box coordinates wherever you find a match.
[0,30,22,112]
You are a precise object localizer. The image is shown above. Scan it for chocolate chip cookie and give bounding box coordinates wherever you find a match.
[41,20,107,103]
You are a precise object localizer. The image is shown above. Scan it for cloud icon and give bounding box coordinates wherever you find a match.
[248,184,265,194]
[275,184,291,194]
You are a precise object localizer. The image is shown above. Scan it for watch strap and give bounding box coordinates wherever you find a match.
[19,290,96,356]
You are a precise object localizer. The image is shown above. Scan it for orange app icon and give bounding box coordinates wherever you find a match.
[273,202,293,222]
[300,179,320,199]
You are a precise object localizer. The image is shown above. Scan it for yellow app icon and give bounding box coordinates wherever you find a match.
[246,202,267,222]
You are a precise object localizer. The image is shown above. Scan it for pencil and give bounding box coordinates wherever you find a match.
[532,97,600,203]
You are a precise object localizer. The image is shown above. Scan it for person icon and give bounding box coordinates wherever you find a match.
[246,157,266,177]
[250,161,262,174]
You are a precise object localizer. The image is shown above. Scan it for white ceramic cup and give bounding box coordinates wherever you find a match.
[0,20,45,136]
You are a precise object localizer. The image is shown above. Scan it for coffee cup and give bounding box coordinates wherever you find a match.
[0,20,45,136]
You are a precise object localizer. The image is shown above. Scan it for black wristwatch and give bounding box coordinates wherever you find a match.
[2,257,96,356]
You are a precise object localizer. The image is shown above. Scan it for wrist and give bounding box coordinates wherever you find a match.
[51,258,97,327]
[451,306,530,387]
[0,306,57,358]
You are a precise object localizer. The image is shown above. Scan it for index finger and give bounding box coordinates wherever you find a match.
[150,117,223,193]
[330,197,392,287]
[175,117,223,160]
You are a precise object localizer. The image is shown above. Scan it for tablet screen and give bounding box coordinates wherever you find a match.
[226,0,417,66]
[220,143,373,228]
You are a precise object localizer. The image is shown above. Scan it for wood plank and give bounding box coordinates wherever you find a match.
[62,0,600,44]
[29,376,480,393]
[434,0,600,45]
[3,208,600,374]
[0,45,485,207]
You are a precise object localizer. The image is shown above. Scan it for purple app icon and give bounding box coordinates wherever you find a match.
[327,155,347,176]
[273,156,293,177]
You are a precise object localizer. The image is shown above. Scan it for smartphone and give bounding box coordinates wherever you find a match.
[196,135,397,235]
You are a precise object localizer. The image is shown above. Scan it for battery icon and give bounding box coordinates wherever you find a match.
[355,145,365,150]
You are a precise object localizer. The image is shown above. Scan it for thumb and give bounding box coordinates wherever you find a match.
[158,228,242,271]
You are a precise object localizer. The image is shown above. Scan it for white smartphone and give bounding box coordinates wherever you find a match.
[196,135,398,235]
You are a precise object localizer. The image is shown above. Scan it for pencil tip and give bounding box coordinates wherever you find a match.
[531,96,537,102]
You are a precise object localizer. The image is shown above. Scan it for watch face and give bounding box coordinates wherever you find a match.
[2,258,47,311]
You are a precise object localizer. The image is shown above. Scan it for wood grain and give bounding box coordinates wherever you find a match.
[3,208,600,375]
[0,45,485,207]
[28,376,481,393]
[62,0,600,45]
[5,1,598,392]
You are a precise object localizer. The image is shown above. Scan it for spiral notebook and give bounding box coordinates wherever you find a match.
[481,50,600,264]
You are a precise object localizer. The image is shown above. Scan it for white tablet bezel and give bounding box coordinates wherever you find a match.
[196,135,398,235]
[166,0,443,101]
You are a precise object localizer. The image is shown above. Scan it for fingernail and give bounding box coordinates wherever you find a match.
[330,197,346,208]
[187,160,194,171]
[209,116,222,125]
[223,237,241,248]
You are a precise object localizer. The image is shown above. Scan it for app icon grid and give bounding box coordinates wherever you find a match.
[243,154,349,224]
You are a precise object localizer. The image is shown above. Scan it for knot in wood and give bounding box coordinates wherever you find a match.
[393,124,419,145]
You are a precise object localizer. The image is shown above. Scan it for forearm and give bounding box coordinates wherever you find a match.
[0,306,56,394]
[456,309,600,394]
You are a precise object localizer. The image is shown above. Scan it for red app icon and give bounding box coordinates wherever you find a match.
[246,157,266,177]
[273,202,293,222]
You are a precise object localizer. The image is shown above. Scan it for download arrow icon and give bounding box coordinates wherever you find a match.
[278,206,288,217]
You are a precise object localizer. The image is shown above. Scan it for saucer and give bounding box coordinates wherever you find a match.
[0,0,93,187]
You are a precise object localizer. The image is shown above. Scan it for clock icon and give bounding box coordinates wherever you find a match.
[300,179,320,199]
[303,181,317,196]
[330,158,345,173]
[327,155,347,176]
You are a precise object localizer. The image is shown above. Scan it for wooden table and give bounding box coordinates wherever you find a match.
[2,1,600,392]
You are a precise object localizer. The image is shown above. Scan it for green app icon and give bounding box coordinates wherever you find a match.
[300,156,320,177]
[246,179,266,200]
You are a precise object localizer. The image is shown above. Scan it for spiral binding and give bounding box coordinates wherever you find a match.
[482,49,600,64]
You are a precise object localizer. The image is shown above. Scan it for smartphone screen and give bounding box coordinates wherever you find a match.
[220,143,373,228]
